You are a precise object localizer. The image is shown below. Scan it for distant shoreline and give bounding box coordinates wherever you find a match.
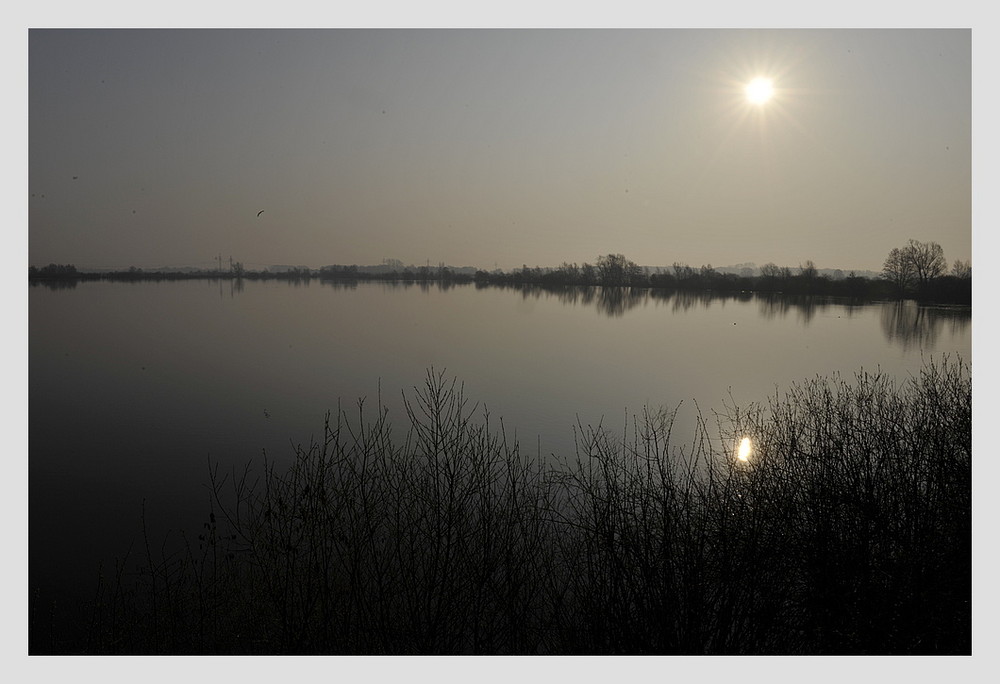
[28,264,972,306]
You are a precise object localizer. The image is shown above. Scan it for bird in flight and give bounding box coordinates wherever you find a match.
[257,210,264,217]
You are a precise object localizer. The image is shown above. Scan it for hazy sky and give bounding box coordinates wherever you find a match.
[29,29,970,272]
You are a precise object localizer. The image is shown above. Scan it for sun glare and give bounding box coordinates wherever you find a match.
[745,77,774,105]
[737,437,752,462]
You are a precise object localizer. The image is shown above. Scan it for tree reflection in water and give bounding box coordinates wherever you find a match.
[595,287,649,317]
[326,281,971,353]
[879,300,971,351]
[32,279,79,291]
[664,289,717,313]
[756,294,831,325]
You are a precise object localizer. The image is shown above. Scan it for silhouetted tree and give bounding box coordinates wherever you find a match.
[759,263,781,279]
[952,259,971,280]
[560,262,580,282]
[882,240,948,299]
[672,262,695,288]
[904,239,946,294]
[758,263,781,292]
[596,254,641,287]
[32,263,79,278]
[881,247,915,298]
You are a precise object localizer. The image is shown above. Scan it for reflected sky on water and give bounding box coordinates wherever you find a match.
[29,280,970,614]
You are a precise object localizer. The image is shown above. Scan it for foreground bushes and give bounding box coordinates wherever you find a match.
[82,358,970,654]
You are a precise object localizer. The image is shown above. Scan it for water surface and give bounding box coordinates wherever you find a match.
[29,279,970,619]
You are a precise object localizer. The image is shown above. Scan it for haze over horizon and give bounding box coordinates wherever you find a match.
[29,29,970,274]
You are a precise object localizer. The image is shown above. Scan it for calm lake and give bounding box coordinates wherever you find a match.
[29,279,971,620]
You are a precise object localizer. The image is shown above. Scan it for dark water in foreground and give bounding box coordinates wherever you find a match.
[28,279,970,638]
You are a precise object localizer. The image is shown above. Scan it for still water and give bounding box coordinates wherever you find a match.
[29,279,970,614]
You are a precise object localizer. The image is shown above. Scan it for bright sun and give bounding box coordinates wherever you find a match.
[737,437,752,462]
[745,77,774,105]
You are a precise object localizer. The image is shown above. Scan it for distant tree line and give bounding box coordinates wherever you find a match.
[29,263,79,278]
[476,257,872,297]
[28,263,313,284]
[472,244,969,304]
[319,263,475,283]
[28,239,971,305]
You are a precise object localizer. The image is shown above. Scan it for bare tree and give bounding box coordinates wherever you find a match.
[597,254,641,286]
[952,259,972,279]
[759,263,781,279]
[673,262,695,281]
[882,247,914,297]
[903,239,946,291]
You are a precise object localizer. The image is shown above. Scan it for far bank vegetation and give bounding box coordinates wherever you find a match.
[29,239,971,305]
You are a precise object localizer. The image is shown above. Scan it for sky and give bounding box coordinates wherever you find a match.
[28,29,971,273]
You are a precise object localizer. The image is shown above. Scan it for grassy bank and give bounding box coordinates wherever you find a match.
[63,357,970,654]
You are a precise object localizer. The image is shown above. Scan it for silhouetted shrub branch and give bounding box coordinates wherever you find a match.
[83,358,970,654]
